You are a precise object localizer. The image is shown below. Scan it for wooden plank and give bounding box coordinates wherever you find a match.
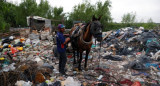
[102,31,113,41]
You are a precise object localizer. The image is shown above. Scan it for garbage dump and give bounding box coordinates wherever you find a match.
[0,27,160,86]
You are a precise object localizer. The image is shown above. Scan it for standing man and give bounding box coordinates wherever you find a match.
[56,24,70,75]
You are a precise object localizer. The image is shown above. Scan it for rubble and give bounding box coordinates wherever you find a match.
[0,27,160,86]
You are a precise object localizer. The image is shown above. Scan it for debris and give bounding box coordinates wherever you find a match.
[0,27,160,85]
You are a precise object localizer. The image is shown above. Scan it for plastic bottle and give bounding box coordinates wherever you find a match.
[97,75,103,80]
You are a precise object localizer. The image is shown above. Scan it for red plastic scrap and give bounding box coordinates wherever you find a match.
[131,81,141,86]
[67,55,72,58]
[136,52,141,55]
[119,79,133,86]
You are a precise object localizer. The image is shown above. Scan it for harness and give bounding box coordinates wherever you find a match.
[71,23,84,37]
[79,23,93,45]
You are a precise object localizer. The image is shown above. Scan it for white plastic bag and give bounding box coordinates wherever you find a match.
[25,39,31,45]
[64,77,81,86]
[15,80,32,86]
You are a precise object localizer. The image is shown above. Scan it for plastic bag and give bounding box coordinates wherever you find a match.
[25,39,31,45]
[64,77,81,86]
[31,40,40,46]
[29,33,39,40]
[15,80,33,86]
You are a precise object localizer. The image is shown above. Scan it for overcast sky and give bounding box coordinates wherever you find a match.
[7,0,160,23]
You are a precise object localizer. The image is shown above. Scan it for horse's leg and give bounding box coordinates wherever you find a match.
[84,50,90,70]
[78,51,83,71]
[73,50,76,64]
[77,50,79,63]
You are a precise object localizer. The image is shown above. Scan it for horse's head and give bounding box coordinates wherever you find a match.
[90,15,103,42]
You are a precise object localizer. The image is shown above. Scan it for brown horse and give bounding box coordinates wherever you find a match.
[70,16,103,70]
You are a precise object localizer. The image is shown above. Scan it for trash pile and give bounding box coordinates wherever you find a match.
[0,27,160,86]
[99,27,160,86]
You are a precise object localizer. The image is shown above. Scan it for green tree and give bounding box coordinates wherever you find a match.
[68,0,112,30]
[47,7,54,19]
[0,1,7,32]
[1,0,114,32]
[121,12,136,27]
[95,0,112,31]
[69,1,95,22]
[52,7,64,26]
[0,1,16,32]
[0,0,65,32]
[0,15,8,32]
[144,18,156,29]
[20,0,37,16]
[3,3,17,27]
[37,0,50,17]
[16,0,38,26]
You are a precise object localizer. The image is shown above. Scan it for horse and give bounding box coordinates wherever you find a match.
[70,15,103,70]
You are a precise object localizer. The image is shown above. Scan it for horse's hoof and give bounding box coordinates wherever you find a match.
[73,60,76,63]
[84,68,88,71]
[78,68,82,71]
[73,68,79,71]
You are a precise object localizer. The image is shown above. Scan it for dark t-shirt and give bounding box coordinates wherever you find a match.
[56,32,66,53]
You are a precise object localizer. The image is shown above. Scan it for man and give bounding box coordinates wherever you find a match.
[56,24,70,75]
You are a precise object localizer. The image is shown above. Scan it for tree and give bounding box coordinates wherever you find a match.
[0,1,16,32]
[1,0,64,32]
[0,1,7,32]
[144,18,156,29]
[20,0,37,16]
[3,3,17,27]
[37,0,50,18]
[47,7,54,19]
[121,12,136,27]
[69,2,93,22]
[0,15,8,32]
[68,0,112,30]
[1,0,113,31]
[15,0,38,26]
[52,7,64,26]
[95,0,112,31]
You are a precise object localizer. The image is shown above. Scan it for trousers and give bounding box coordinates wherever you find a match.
[58,52,67,73]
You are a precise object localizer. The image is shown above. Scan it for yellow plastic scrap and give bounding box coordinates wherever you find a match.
[20,38,25,42]
[0,45,3,48]
[0,57,5,60]
[17,47,23,51]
